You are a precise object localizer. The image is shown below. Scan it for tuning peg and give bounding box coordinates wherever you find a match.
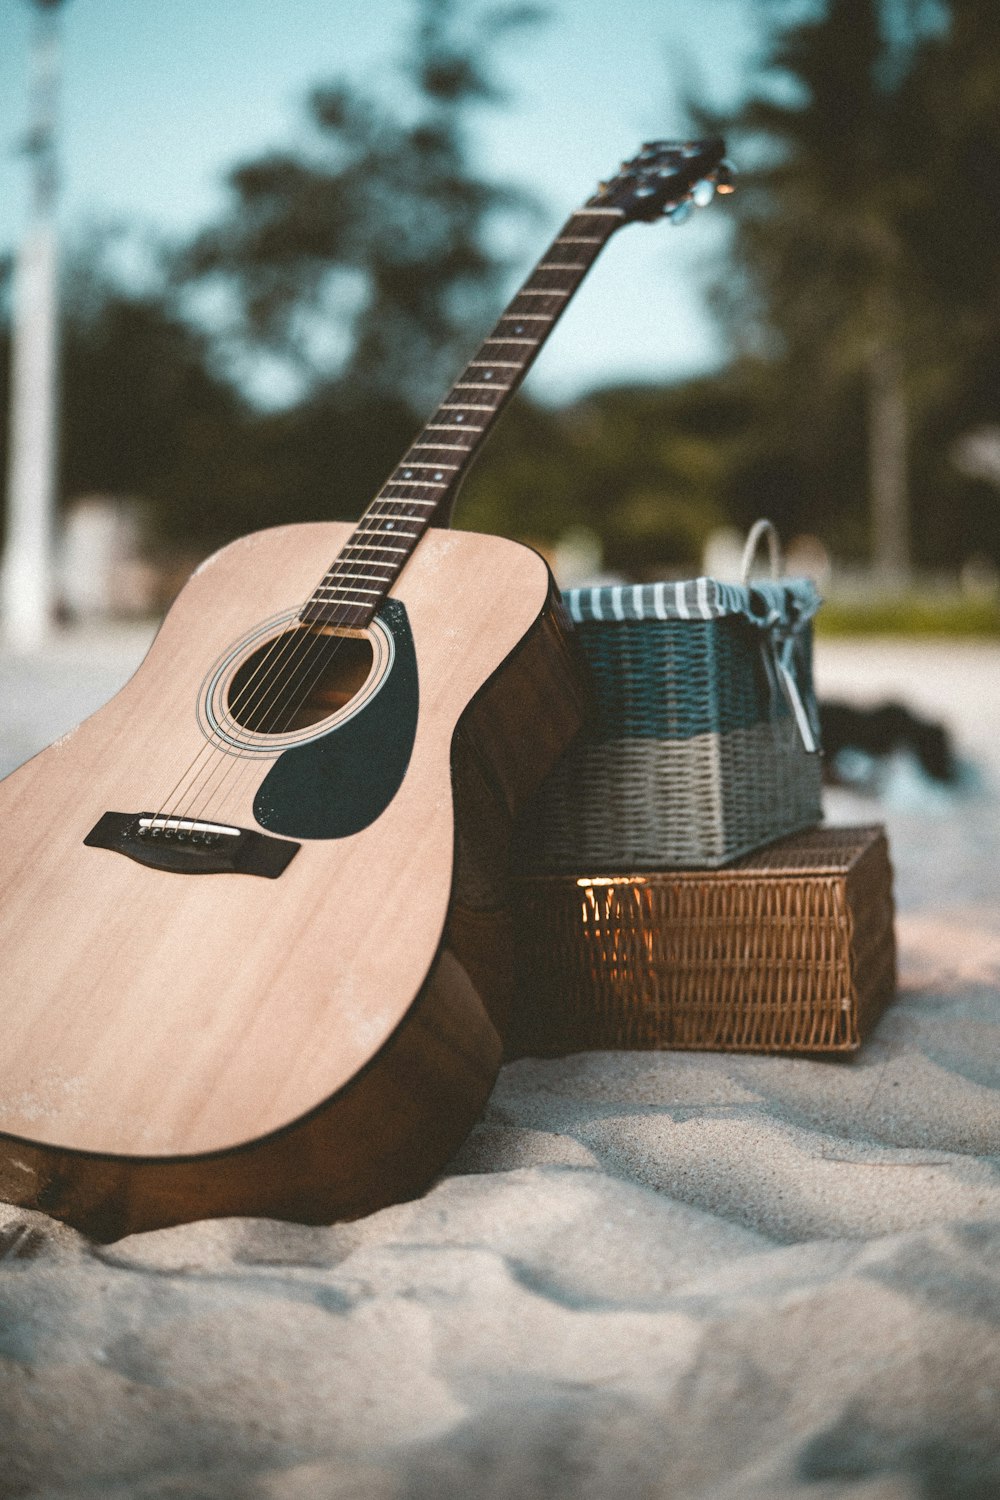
[692,178,716,208]
[667,199,693,226]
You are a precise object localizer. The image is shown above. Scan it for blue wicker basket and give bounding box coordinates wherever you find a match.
[520,523,824,870]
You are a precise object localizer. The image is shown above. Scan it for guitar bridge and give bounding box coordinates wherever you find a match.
[84,812,300,878]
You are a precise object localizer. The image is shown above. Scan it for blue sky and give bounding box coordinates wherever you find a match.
[0,0,766,401]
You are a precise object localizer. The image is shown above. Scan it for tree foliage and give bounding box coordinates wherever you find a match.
[58,242,252,547]
[182,0,542,412]
[700,0,1000,569]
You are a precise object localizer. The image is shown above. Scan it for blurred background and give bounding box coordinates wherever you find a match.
[0,0,998,798]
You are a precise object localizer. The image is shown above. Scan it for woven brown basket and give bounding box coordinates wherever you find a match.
[511,824,896,1055]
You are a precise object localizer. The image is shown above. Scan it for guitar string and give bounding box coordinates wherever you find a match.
[158,307,552,823]
[153,339,518,821]
[198,249,618,822]
[203,516,430,823]
[197,235,626,828]
[153,478,428,820]
[163,389,500,824]
[200,378,520,823]
[195,311,566,823]
[162,266,614,825]
[154,616,313,818]
[161,498,421,822]
[155,391,489,821]
[191,188,692,816]
[186,497,435,821]
[220,210,634,778]
[145,171,715,829]
[152,222,625,827]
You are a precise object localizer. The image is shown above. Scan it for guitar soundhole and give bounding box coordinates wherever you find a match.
[226,628,374,734]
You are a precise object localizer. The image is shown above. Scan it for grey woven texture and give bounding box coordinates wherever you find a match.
[522,716,823,870]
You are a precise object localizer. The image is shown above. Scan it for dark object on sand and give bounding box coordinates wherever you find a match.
[819,700,956,785]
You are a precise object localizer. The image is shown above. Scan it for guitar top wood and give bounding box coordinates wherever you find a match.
[0,523,549,1159]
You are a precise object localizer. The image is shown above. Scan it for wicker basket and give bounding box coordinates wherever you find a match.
[510,825,896,1055]
[518,523,824,870]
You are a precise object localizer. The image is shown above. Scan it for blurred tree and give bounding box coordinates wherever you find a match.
[705,0,943,581]
[180,0,544,531]
[58,238,253,552]
[896,0,1000,565]
[1,237,254,557]
[0,0,548,560]
[462,378,740,575]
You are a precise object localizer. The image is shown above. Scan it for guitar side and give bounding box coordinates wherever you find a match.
[0,523,586,1239]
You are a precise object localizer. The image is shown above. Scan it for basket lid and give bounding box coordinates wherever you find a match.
[563,577,820,631]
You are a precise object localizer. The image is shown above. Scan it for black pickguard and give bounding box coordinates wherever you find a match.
[252,598,419,840]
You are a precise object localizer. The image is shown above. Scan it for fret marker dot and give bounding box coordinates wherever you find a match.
[434,472,443,481]
[483,370,493,379]
[403,469,413,478]
[455,413,464,422]
[386,522,394,530]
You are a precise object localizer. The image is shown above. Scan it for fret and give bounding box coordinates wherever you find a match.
[304,197,626,617]
[325,572,394,587]
[443,387,508,398]
[315,583,382,597]
[406,447,474,466]
[368,496,438,509]
[300,603,369,626]
[355,526,419,540]
[524,272,581,291]
[371,501,437,513]
[446,393,505,411]
[437,408,500,420]
[361,517,428,531]
[318,571,389,585]
[413,426,476,438]
[380,479,448,490]
[341,543,408,555]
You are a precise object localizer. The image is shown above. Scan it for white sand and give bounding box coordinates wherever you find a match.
[0,633,998,1498]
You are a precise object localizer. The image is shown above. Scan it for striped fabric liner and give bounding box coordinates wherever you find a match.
[564,578,820,629]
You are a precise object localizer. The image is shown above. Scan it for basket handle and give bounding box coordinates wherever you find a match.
[740,519,783,583]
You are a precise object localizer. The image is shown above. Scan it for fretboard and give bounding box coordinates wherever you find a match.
[300,205,625,629]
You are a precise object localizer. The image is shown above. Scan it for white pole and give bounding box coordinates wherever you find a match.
[2,1,65,650]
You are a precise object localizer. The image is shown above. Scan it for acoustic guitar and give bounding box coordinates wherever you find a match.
[0,139,730,1239]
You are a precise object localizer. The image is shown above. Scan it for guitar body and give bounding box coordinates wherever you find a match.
[0,523,585,1239]
[0,136,729,1239]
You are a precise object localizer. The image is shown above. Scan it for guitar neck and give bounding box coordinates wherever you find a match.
[300,205,625,630]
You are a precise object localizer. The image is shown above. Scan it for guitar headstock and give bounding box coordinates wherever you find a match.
[590,137,734,225]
